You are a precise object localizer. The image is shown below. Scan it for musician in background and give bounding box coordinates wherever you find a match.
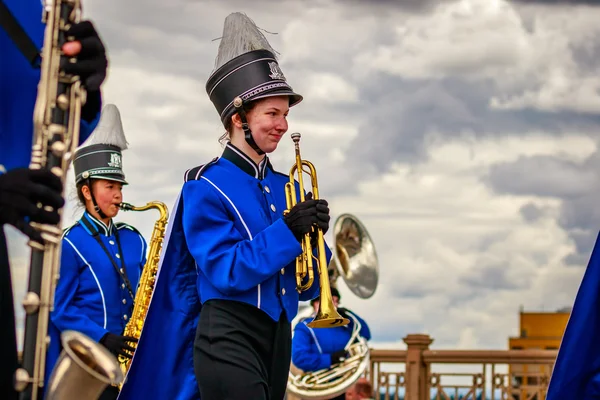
[46,105,146,400]
[0,1,108,397]
[117,12,331,400]
[291,287,372,400]
[345,377,374,400]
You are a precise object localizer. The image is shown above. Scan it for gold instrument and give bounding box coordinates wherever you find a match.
[116,201,169,386]
[287,214,379,399]
[15,1,123,399]
[284,132,349,329]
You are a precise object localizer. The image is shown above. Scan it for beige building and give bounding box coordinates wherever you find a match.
[508,307,570,391]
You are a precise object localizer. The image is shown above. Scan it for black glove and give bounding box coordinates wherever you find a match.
[61,20,108,122]
[313,194,330,235]
[0,168,64,243]
[99,333,138,359]
[284,193,330,243]
[330,349,350,365]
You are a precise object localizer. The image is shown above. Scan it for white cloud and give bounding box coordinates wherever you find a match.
[299,73,359,105]
[353,0,600,114]
[354,0,529,81]
[328,134,584,349]
[5,0,599,360]
[490,75,600,114]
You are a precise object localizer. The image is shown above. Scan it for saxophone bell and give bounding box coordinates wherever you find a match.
[283,132,348,329]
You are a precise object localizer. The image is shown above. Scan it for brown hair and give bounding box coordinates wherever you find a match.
[219,101,258,145]
[76,180,103,207]
[76,181,88,206]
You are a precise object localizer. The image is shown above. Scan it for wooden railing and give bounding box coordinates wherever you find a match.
[21,332,558,399]
[367,334,558,400]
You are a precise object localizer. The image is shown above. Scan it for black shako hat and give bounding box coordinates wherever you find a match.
[206,48,303,125]
[205,12,303,155]
[73,104,129,185]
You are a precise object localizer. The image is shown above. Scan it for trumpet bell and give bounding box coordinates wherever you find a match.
[330,213,379,299]
[307,294,349,329]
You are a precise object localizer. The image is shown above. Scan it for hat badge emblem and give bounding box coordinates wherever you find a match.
[268,62,286,81]
[108,153,122,168]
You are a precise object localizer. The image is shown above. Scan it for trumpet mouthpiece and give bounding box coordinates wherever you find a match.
[291,132,301,143]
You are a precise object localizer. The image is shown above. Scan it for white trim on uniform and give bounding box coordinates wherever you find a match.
[64,237,108,328]
[200,176,261,308]
[303,321,323,354]
[226,143,259,178]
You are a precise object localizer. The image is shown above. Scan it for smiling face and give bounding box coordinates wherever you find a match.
[230,96,290,156]
[82,179,123,220]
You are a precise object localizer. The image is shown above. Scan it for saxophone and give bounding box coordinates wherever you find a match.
[116,201,169,384]
[15,1,123,399]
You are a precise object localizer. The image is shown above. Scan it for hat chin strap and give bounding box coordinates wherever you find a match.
[86,178,108,220]
[234,97,265,156]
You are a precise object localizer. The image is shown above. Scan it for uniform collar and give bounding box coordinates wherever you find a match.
[80,211,115,236]
[222,142,270,180]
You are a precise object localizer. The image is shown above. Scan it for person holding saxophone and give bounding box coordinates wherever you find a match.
[117,12,335,400]
[46,104,147,400]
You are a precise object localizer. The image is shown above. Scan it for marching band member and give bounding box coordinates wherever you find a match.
[46,104,147,400]
[118,12,331,400]
[0,1,108,396]
[345,378,375,400]
[292,287,372,400]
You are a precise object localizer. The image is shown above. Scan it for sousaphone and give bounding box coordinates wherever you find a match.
[287,213,379,399]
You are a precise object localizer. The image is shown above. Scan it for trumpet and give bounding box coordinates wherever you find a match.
[283,132,349,329]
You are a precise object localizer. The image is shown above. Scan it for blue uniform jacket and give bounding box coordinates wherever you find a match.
[117,142,330,400]
[182,143,328,321]
[46,212,147,383]
[0,0,100,173]
[292,310,371,372]
[547,231,600,400]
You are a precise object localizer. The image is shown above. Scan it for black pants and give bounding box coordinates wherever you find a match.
[194,299,291,400]
[98,385,119,400]
[0,227,18,400]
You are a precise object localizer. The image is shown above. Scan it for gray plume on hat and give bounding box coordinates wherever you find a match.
[213,12,278,72]
[80,104,129,151]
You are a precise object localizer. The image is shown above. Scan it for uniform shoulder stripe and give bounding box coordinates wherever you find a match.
[184,157,219,183]
[269,165,298,183]
[61,221,79,239]
[116,222,142,236]
[267,161,289,179]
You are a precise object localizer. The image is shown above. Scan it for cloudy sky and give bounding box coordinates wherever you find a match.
[6,0,600,352]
